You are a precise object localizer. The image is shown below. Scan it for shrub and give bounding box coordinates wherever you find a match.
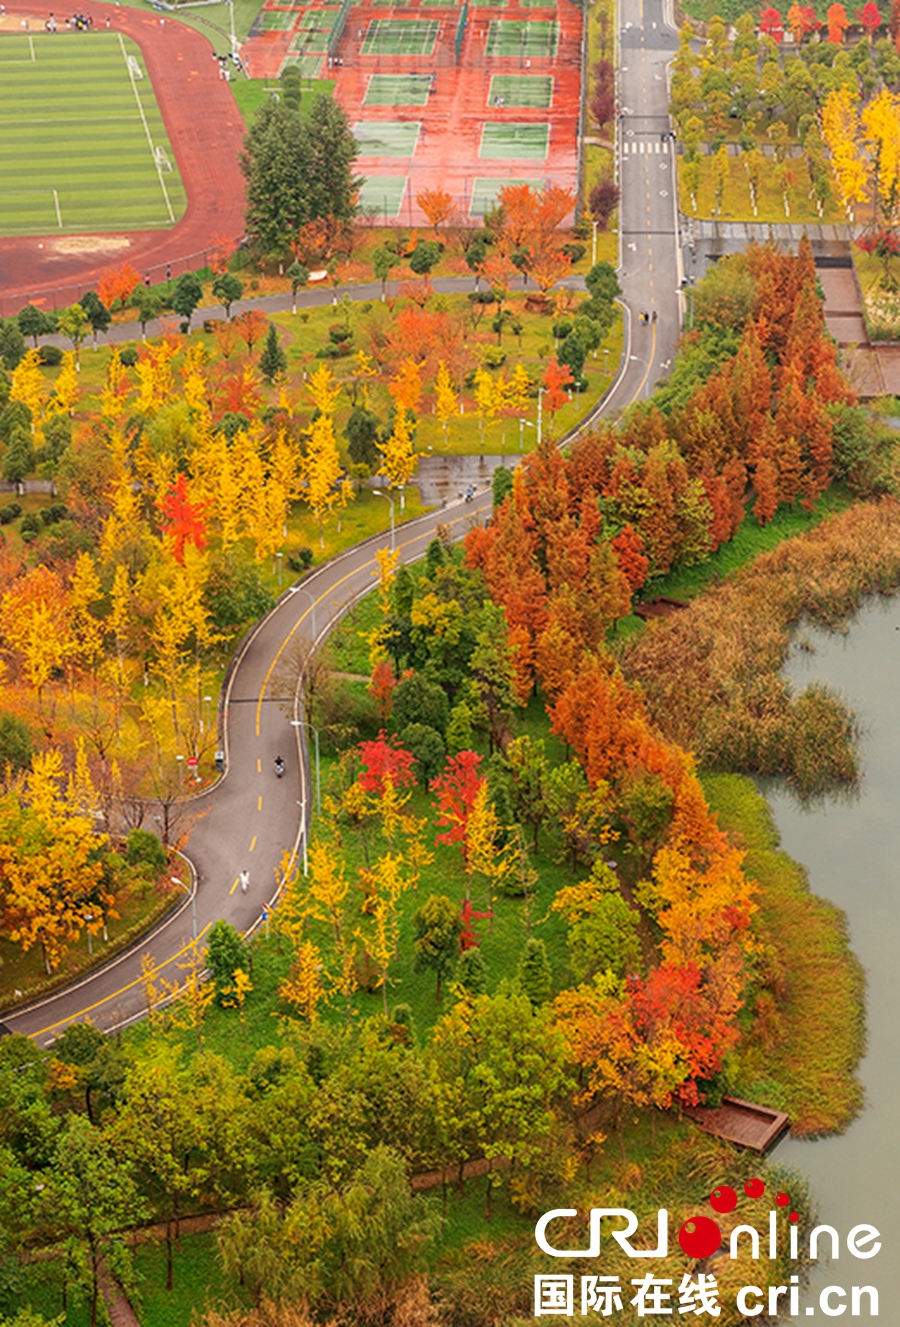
[37,345,63,366]
[119,347,139,367]
[125,828,168,875]
[0,503,21,525]
[288,547,314,572]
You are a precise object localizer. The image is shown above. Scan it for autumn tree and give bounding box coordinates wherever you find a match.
[413,894,459,999]
[301,364,353,546]
[416,187,455,232]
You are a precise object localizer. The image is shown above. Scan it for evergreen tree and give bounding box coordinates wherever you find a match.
[259,323,287,382]
[455,945,488,995]
[517,937,552,1007]
[206,919,245,1003]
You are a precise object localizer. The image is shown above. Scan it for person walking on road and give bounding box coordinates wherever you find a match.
[239,869,249,894]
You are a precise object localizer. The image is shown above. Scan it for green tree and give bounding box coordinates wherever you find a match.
[345,404,382,470]
[517,937,552,1007]
[171,272,203,329]
[17,304,55,347]
[259,323,288,382]
[78,291,110,348]
[413,894,459,1000]
[42,1116,146,1327]
[455,945,488,995]
[392,671,449,736]
[241,95,360,260]
[287,261,310,314]
[372,246,400,298]
[205,919,245,1003]
[0,318,26,370]
[56,305,89,369]
[211,273,243,319]
[132,286,162,339]
[0,712,32,783]
[52,1022,126,1124]
[2,427,35,483]
[409,240,443,276]
[400,723,445,790]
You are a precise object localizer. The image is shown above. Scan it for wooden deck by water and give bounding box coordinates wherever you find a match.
[684,1096,789,1154]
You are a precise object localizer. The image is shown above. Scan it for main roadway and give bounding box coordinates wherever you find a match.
[4,0,683,1047]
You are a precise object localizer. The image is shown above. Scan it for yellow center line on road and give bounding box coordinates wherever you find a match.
[254,512,479,736]
[258,795,263,811]
[31,923,214,1041]
[249,835,257,852]
[257,758,261,773]
[230,875,240,895]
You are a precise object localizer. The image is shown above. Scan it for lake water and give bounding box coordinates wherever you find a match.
[762,596,900,1318]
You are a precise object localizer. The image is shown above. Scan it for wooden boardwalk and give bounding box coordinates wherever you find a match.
[684,1096,789,1154]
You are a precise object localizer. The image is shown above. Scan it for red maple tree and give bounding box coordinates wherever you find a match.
[357,731,417,795]
[431,750,485,858]
[158,474,208,563]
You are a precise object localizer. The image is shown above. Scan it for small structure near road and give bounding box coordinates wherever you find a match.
[684,1096,790,1154]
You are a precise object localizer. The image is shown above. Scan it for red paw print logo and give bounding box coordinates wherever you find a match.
[678,1178,799,1259]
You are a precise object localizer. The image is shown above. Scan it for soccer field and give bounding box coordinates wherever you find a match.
[0,32,187,237]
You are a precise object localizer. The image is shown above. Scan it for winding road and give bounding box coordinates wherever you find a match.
[3,0,684,1047]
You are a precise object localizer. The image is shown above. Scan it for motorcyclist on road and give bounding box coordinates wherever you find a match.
[274,755,285,777]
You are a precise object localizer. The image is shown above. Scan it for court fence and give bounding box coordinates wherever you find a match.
[328,0,352,56]
[454,0,468,62]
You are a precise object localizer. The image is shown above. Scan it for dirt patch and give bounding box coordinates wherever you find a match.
[51,236,133,257]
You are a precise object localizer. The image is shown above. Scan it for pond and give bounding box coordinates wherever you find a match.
[764,596,900,1318]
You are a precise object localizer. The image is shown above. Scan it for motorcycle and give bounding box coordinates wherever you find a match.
[274,756,285,778]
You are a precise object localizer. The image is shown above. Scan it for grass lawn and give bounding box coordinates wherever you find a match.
[0,32,186,235]
[229,75,334,126]
[112,0,264,45]
[677,151,845,227]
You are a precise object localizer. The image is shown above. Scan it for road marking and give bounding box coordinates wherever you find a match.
[258,795,263,811]
[249,835,257,852]
[230,875,240,895]
[30,924,214,1040]
[257,757,261,773]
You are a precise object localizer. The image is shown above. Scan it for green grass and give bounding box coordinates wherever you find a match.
[485,19,559,58]
[363,73,433,105]
[701,773,865,1135]
[488,73,553,107]
[0,32,186,235]
[114,0,263,45]
[614,485,856,638]
[134,1231,248,1327]
[353,120,421,157]
[228,75,334,125]
[479,121,550,159]
[677,152,845,228]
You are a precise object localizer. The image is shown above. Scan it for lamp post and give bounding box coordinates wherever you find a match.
[276,551,283,587]
[171,875,197,940]
[228,0,237,56]
[630,353,650,399]
[176,753,184,790]
[592,219,598,267]
[86,913,93,956]
[372,489,396,551]
[203,694,212,736]
[287,584,317,642]
[291,718,321,815]
[296,801,309,876]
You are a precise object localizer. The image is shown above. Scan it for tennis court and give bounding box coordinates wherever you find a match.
[359,174,408,216]
[354,121,420,155]
[0,31,185,235]
[480,122,549,158]
[488,73,553,106]
[297,10,339,30]
[469,176,542,215]
[421,0,459,8]
[486,20,559,56]
[364,73,433,105]
[290,19,336,52]
[280,53,325,76]
[257,10,296,29]
[360,19,441,55]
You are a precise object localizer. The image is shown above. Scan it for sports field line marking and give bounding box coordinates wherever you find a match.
[52,189,62,227]
[28,34,35,61]
[117,31,175,225]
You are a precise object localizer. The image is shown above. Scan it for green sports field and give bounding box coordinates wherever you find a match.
[0,31,186,236]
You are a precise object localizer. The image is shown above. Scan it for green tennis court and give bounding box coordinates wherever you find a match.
[359,174,408,216]
[0,31,185,236]
[486,19,559,56]
[421,0,459,8]
[488,73,553,106]
[480,122,549,157]
[257,10,295,29]
[354,120,420,156]
[290,21,334,52]
[364,73,432,105]
[469,176,541,215]
[473,0,510,9]
[297,10,338,30]
[280,53,324,76]
[361,19,441,55]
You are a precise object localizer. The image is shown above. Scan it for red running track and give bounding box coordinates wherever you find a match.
[0,3,246,310]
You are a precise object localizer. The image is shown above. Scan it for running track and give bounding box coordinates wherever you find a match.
[0,3,246,302]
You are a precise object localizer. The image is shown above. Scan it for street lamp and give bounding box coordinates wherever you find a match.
[203,694,212,736]
[171,875,197,940]
[592,219,598,267]
[287,584,317,642]
[85,913,93,956]
[291,718,321,815]
[296,801,309,876]
[372,489,396,551]
[176,753,184,789]
[276,551,284,588]
[630,353,650,398]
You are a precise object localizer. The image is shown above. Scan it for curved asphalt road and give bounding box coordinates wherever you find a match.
[5,0,684,1046]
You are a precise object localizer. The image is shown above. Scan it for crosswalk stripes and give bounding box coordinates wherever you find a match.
[621,140,668,156]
